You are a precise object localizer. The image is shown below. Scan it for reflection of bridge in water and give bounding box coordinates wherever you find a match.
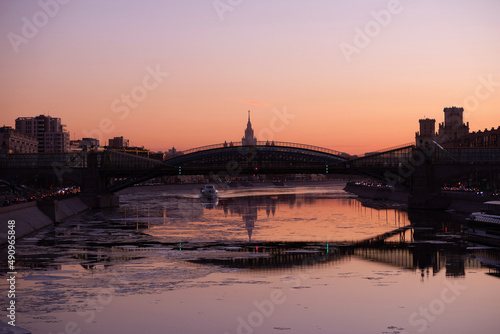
[188,239,490,278]
[188,196,498,278]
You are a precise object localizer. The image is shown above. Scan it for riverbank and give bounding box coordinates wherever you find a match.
[343,182,409,203]
[0,197,88,247]
[344,182,492,213]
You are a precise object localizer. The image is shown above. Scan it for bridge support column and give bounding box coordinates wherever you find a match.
[408,156,450,210]
[79,152,119,208]
[80,193,119,208]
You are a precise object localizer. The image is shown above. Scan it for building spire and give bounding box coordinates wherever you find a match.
[242,110,257,145]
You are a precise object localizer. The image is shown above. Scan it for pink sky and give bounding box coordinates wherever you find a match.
[1,0,499,155]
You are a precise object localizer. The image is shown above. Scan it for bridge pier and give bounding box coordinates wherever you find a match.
[408,152,450,210]
[80,152,119,208]
[80,193,119,208]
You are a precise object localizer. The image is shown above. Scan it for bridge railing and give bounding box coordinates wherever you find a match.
[0,150,170,172]
[354,142,415,159]
[175,141,349,158]
[0,152,88,168]
[101,150,165,170]
[347,145,415,169]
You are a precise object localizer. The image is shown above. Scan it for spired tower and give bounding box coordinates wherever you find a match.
[242,110,257,145]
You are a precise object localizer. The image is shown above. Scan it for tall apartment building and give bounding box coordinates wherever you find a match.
[15,115,70,153]
[108,136,129,149]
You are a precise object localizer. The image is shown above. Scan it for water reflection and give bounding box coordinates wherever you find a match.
[3,187,500,279]
[4,186,500,334]
[202,192,411,243]
[188,241,498,279]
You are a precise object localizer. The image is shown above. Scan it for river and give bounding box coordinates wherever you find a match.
[1,181,499,334]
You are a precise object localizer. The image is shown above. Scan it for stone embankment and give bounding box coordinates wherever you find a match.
[0,197,88,247]
[344,182,409,203]
[344,182,492,213]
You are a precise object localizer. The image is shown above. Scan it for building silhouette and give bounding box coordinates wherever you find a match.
[415,118,436,147]
[438,107,469,144]
[461,127,500,147]
[242,110,257,145]
[416,106,499,148]
[70,137,100,152]
[0,126,38,153]
[108,136,129,149]
[242,205,257,241]
[15,115,70,153]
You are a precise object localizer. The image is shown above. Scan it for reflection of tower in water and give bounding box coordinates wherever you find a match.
[242,200,258,241]
[217,195,279,241]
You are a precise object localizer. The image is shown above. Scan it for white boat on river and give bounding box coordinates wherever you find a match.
[200,184,218,200]
[464,201,500,246]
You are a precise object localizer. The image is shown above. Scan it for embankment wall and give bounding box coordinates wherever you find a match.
[0,197,88,247]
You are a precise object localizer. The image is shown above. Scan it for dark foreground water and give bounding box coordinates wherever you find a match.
[1,182,500,334]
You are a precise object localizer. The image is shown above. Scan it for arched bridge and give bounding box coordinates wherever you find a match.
[1,141,500,208]
[106,141,351,191]
[0,141,350,202]
[165,141,349,174]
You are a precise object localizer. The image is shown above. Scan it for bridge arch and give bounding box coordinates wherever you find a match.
[165,141,349,174]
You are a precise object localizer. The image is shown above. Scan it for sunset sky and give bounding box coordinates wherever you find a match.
[1,0,500,155]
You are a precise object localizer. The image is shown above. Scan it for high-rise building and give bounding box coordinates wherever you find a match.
[0,126,38,153]
[242,110,257,145]
[108,136,129,149]
[15,115,70,153]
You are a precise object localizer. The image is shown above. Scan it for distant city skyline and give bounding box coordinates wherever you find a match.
[1,0,500,155]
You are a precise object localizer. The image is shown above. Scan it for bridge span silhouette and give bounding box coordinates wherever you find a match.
[1,140,499,208]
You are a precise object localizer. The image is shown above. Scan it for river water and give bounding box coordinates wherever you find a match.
[1,182,500,334]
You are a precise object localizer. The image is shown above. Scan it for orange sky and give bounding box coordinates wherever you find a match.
[1,0,499,155]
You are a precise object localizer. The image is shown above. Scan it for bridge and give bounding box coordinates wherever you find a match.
[1,140,499,208]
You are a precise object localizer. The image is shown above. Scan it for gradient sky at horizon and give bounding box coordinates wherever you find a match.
[1,0,500,154]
